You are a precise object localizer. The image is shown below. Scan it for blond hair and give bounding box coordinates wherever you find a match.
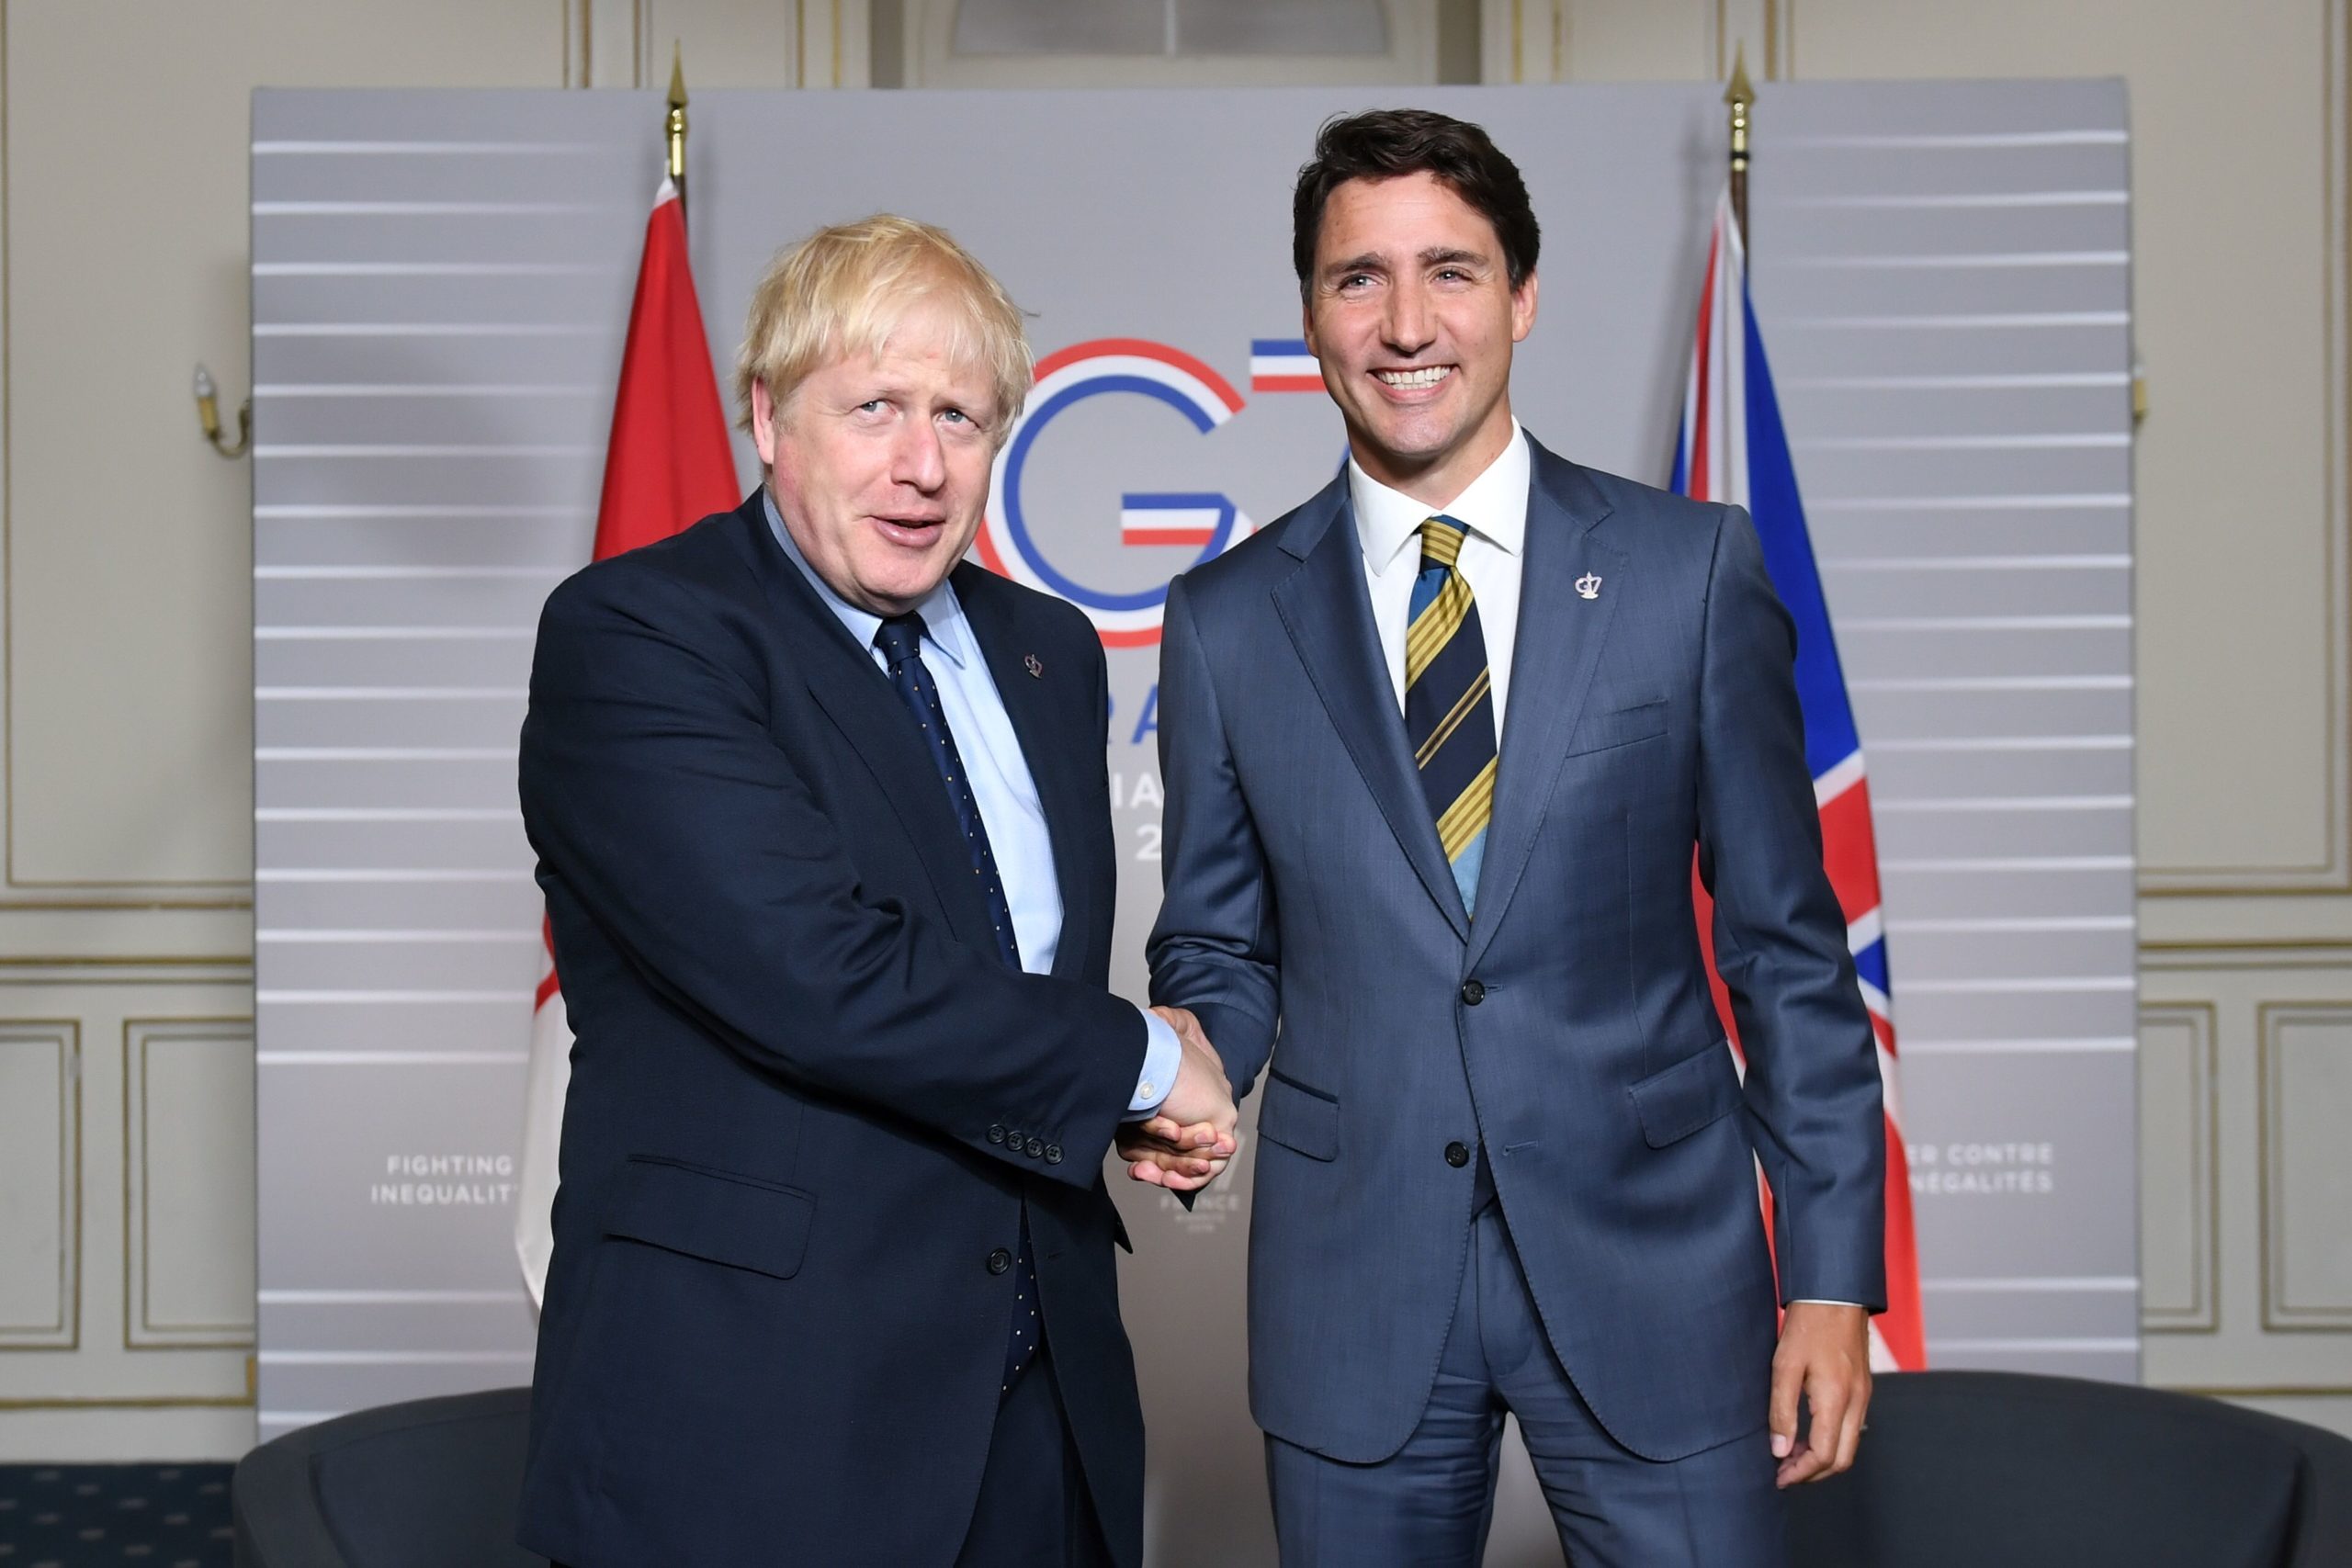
[734,214,1033,457]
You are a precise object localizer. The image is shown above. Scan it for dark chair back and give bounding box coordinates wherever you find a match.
[227,1372,2352,1567]
[232,1386,545,1568]
[1785,1371,2352,1568]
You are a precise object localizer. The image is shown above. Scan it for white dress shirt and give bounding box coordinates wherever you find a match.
[764,494,1180,1115]
[1351,422,1532,729]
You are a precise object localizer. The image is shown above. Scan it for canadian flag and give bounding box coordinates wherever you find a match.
[515,176,741,1304]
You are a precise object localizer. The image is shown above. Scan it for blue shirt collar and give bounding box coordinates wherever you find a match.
[762,487,974,670]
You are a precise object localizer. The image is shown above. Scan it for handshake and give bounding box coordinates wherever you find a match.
[1117,1005,1239,1192]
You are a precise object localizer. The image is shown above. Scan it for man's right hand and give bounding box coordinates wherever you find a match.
[1119,1006,1237,1191]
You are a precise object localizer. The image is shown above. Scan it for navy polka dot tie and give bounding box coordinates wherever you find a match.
[875,614,1040,1392]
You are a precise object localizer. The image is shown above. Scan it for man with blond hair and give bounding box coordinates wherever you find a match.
[514,215,1236,1568]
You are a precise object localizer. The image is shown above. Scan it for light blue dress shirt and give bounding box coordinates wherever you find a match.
[763,493,1179,1117]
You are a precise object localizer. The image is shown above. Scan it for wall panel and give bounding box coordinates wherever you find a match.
[1791,0,2345,895]
[0,0,560,1461]
[0,1021,76,1348]
[0,972,251,1463]
[2260,1002,2352,1328]
[2141,959,2352,1428]
[125,1020,257,1348]
[2137,1003,2215,1330]
[1788,0,2352,1444]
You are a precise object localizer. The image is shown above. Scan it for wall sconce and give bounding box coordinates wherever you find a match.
[192,363,250,458]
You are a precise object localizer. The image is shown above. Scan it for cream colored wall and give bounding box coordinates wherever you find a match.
[6,0,2343,1460]
[1490,0,2352,1438]
[0,0,841,1463]
[589,0,867,91]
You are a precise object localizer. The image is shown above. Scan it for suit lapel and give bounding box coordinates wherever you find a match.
[1271,481,1471,942]
[952,565,1096,982]
[735,498,994,946]
[1464,443,1624,970]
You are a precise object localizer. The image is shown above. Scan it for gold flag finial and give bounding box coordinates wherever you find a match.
[665,43,688,187]
[1724,41,1753,247]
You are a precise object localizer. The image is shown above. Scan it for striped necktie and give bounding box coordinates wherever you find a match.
[1405,515,1498,917]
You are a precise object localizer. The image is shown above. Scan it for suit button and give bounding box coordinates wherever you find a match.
[1445,1142,1471,1168]
[987,1124,1006,1145]
[1025,1136,1046,1158]
[987,1247,1013,1275]
[1005,1130,1024,1151]
[1044,1144,1064,1166]
[1460,980,1486,1006]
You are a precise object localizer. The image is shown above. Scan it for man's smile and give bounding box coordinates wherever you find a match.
[1374,365,1455,393]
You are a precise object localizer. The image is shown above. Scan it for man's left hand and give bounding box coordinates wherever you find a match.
[1117,1118,1238,1190]
[1769,1302,1871,1488]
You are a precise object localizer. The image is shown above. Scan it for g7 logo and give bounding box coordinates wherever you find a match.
[975,338,1312,648]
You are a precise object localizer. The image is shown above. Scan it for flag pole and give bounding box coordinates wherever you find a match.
[1724,43,1754,249]
[667,42,690,222]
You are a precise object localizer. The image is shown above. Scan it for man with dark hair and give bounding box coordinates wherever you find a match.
[1126,107,1885,1565]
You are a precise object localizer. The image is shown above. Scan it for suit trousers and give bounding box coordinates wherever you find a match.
[551,1342,1107,1568]
[954,1338,1112,1568]
[1264,1202,1787,1568]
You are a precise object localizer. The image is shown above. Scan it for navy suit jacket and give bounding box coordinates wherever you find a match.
[515,493,1149,1568]
[1148,439,1885,1465]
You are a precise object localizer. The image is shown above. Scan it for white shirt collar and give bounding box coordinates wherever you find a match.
[763,487,974,669]
[1349,420,1531,574]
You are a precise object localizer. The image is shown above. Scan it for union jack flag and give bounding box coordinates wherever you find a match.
[1671,186,1926,1372]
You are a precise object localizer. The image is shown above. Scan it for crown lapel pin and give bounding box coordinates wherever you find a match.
[1023,653,1044,678]
[1575,571,1602,601]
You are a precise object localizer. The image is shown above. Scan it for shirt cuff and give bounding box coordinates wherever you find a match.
[1788,1300,1865,1308]
[1126,1009,1182,1118]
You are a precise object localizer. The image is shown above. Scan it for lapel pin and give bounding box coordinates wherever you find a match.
[1023,653,1044,679]
[1575,571,1602,601]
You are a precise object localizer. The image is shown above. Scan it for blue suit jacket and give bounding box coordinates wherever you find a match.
[515,494,1149,1567]
[1148,439,1885,1464]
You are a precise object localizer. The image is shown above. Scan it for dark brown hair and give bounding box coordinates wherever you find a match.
[1292,108,1541,297]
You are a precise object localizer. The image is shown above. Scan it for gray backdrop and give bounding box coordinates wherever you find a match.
[252,79,2135,1564]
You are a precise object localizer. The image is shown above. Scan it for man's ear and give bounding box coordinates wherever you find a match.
[750,378,782,469]
[1510,269,1539,344]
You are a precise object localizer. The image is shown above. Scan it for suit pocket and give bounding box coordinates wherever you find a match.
[1565,697,1668,758]
[1627,1041,1744,1148]
[1256,1068,1340,1162]
[603,1155,815,1280]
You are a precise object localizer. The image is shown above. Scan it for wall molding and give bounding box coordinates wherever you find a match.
[0,3,249,908]
[0,957,253,979]
[1710,0,1792,83]
[2159,1383,2352,1398]
[122,1018,255,1351]
[2141,0,2352,896]
[0,1353,254,1413]
[2257,1000,2352,1330]
[1496,0,1794,83]
[572,0,861,92]
[916,0,1432,88]
[2139,1001,2219,1333]
[0,1018,79,1349]
[0,1393,252,1410]
[2141,941,2352,972]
